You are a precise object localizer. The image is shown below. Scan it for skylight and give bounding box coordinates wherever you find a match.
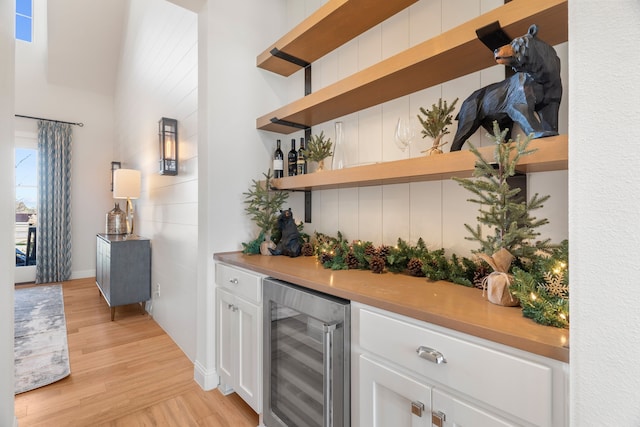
[15,0,33,42]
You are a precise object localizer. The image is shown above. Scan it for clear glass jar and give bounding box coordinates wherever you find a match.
[332,121,346,170]
[106,203,127,234]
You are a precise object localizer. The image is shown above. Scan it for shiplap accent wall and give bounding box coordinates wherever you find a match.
[114,0,198,360]
[275,0,569,256]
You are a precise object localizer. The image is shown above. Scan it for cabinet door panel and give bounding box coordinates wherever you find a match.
[360,354,431,427]
[432,389,515,427]
[359,308,552,425]
[236,297,261,413]
[216,288,236,388]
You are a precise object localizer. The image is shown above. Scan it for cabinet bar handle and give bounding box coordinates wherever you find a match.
[323,322,340,427]
[416,346,447,364]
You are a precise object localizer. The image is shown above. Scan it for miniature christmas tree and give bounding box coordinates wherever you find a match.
[418,98,458,155]
[242,169,289,253]
[454,122,552,305]
[454,122,551,259]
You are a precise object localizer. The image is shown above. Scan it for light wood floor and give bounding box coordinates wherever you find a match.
[15,278,259,427]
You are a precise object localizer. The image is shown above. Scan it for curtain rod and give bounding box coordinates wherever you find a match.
[15,114,84,127]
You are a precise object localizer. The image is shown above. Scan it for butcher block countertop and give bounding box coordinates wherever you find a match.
[214,251,569,363]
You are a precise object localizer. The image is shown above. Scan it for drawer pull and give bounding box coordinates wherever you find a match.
[416,346,447,364]
[227,303,238,312]
[229,278,239,284]
[411,401,424,417]
[432,410,446,427]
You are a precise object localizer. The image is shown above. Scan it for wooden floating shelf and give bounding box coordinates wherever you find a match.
[257,0,568,134]
[272,135,568,191]
[257,0,419,77]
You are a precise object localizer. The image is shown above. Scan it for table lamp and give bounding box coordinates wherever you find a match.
[113,169,141,235]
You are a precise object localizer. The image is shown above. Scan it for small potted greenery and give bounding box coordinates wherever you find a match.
[301,131,333,172]
[417,97,458,155]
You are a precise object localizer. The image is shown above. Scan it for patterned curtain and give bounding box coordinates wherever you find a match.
[35,121,72,284]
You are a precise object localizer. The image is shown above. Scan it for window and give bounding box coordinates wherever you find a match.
[15,146,38,267]
[15,0,33,42]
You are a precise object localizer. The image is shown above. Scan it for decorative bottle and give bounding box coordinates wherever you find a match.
[332,121,346,170]
[297,137,307,175]
[288,138,297,176]
[273,139,284,178]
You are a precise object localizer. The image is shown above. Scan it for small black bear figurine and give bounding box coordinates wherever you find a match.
[269,208,302,257]
[450,24,562,151]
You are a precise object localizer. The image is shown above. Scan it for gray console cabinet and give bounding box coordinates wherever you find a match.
[96,234,151,320]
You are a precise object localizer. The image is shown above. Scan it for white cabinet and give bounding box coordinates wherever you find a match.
[352,302,568,427]
[359,354,432,427]
[216,263,264,414]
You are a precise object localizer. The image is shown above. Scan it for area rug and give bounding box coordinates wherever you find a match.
[14,284,71,394]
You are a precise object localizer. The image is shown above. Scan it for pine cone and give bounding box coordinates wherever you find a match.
[378,245,391,259]
[319,252,333,265]
[407,258,424,277]
[345,252,359,269]
[301,242,314,256]
[364,243,377,257]
[370,256,386,274]
[473,263,491,289]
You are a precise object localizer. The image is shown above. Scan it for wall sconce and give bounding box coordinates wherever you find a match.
[113,169,141,235]
[110,161,121,191]
[159,117,178,175]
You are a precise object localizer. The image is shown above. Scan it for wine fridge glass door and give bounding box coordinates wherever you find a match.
[271,304,324,427]
[263,278,350,427]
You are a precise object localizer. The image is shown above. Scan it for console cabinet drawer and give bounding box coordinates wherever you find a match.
[359,307,553,426]
[216,263,262,304]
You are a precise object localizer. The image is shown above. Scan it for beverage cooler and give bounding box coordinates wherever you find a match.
[263,278,350,427]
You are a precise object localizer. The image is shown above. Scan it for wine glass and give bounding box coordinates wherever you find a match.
[394,117,417,152]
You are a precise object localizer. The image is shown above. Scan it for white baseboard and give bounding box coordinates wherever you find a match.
[71,269,95,280]
[193,360,219,391]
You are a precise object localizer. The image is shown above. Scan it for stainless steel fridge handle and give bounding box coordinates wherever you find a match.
[416,345,447,364]
[323,322,340,427]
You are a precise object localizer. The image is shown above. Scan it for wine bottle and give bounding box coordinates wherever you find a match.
[297,137,307,175]
[288,138,297,176]
[273,139,284,178]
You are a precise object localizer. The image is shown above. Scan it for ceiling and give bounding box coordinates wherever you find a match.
[43,0,203,97]
[46,0,128,96]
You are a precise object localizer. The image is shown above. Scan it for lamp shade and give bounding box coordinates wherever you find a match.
[113,169,141,200]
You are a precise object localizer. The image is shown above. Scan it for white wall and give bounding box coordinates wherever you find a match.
[273,0,568,257]
[569,1,640,424]
[0,1,16,424]
[114,0,199,361]
[14,0,117,281]
[194,0,288,388]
